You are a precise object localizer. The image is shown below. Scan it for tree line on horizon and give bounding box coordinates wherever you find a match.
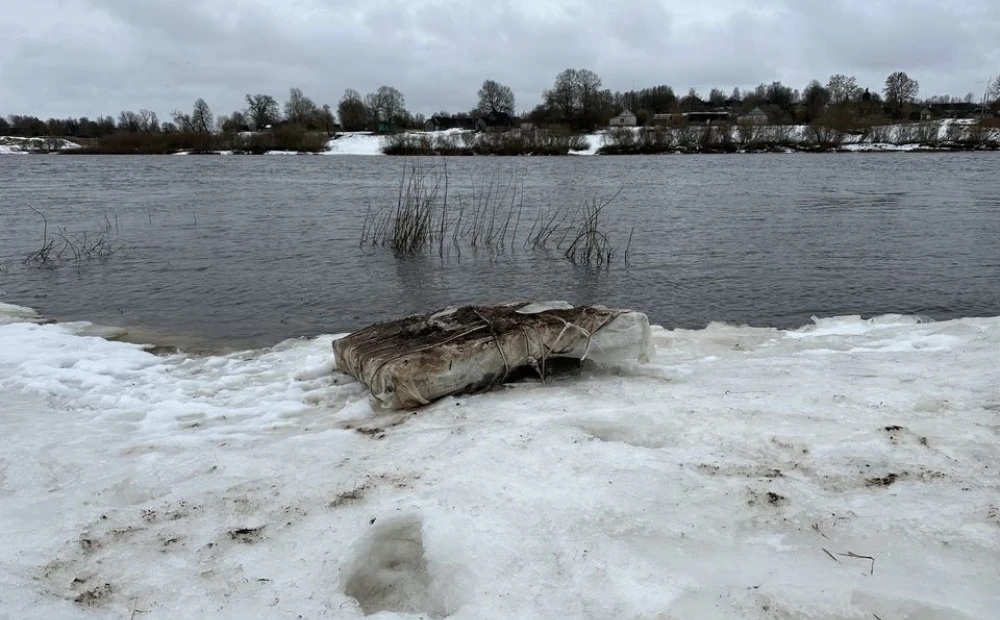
[2,71,998,142]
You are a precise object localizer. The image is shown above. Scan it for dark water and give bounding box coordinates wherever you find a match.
[1,154,998,349]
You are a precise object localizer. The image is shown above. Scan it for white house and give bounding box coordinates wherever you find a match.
[609,109,637,127]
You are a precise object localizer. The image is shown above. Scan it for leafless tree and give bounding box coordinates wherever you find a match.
[730,87,742,102]
[338,89,368,131]
[477,79,515,115]
[543,68,605,129]
[544,69,579,121]
[137,109,159,133]
[765,82,796,108]
[365,86,406,127]
[170,110,193,132]
[317,104,336,134]
[826,74,861,104]
[191,99,213,133]
[883,71,919,115]
[117,110,141,133]
[577,69,603,126]
[245,93,281,130]
[709,88,726,104]
[284,87,318,126]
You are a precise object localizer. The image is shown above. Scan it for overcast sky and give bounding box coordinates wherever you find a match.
[2,0,998,120]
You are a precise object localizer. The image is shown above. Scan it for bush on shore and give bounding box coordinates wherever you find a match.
[66,127,329,154]
[597,119,1000,154]
[598,124,795,154]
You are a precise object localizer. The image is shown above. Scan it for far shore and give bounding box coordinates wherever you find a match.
[2,120,999,157]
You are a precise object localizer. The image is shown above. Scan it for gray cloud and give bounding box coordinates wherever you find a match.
[2,0,998,120]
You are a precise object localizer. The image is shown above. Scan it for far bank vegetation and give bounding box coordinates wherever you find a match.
[3,71,999,155]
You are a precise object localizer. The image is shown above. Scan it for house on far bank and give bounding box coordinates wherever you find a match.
[476,111,516,131]
[737,106,768,124]
[424,112,515,132]
[652,113,684,126]
[609,109,637,127]
[424,116,477,132]
[652,111,730,126]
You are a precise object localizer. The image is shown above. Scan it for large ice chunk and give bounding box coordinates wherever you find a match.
[334,302,653,410]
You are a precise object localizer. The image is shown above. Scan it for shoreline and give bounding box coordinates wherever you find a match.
[4,300,987,356]
[3,145,998,157]
[3,122,1000,157]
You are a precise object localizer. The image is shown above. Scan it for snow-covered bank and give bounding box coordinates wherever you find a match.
[324,124,998,157]
[5,122,995,156]
[0,136,80,154]
[324,132,386,155]
[1,305,999,619]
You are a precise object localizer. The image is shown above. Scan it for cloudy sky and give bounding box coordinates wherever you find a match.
[2,0,998,120]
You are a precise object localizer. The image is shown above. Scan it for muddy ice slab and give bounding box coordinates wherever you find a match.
[333,302,653,410]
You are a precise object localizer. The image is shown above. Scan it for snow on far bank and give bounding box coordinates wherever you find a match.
[569,132,602,156]
[1,302,998,619]
[326,132,385,155]
[324,129,470,156]
[0,136,80,154]
[593,119,999,152]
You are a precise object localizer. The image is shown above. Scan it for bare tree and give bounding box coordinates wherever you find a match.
[709,88,726,105]
[140,110,159,133]
[730,87,742,102]
[245,94,281,130]
[317,104,336,134]
[191,99,213,133]
[542,68,606,129]
[477,79,515,115]
[826,74,861,104]
[337,89,368,131]
[284,87,318,126]
[883,71,919,116]
[577,69,603,128]
[365,86,406,127]
[117,110,141,133]
[543,69,580,122]
[170,110,193,132]
[765,81,795,108]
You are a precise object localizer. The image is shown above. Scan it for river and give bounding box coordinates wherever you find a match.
[1,153,998,349]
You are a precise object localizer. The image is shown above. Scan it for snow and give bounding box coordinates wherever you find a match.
[569,133,602,156]
[0,136,80,153]
[326,132,385,156]
[840,143,922,152]
[1,303,999,619]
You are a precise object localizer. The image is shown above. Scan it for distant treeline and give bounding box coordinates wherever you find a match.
[2,70,998,154]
